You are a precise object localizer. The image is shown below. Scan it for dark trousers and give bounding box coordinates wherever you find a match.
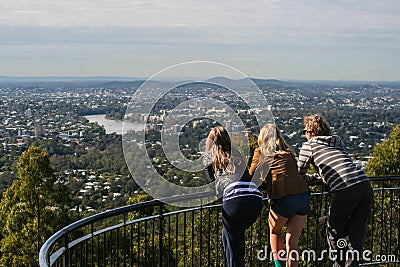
[222,196,262,267]
[327,181,373,267]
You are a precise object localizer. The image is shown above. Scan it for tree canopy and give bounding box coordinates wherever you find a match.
[366,125,400,176]
[0,146,72,267]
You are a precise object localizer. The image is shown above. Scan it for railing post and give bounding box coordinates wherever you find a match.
[90,223,94,267]
[63,235,69,267]
[124,212,127,267]
[158,202,163,267]
[199,197,203,267]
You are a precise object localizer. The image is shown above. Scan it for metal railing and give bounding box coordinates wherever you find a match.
[40,176,400,266]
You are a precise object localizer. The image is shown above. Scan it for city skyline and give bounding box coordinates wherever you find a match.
[0,1,399,81]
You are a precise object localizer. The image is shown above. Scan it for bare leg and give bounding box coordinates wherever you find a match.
[269,209,288,261]
[286,214,307,267]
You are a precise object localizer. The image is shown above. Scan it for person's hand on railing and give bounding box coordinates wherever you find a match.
[305,173,322,185]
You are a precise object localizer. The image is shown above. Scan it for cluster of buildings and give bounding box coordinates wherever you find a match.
[0,80,399,212]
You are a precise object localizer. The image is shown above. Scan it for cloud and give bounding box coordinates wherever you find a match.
[1,0,399,47]
[0,0,399,80]
[0,0,398,29]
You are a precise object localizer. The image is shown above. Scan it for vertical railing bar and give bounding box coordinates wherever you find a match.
[370,187,375,257]
[306,203,310,262]
[152,216,155,267]
[124,212,127,267]
[70,245,72,267]
[96,233,100,267]
[265,208,269,267]
[137,221,141,267]
[130,223,133,267]
[257,207,262,267]
[183,211,187,267]
[86,238,89,267]
[68,245,71,267]
[175,212,179,267]
[389,189,394,255]
[267,206,271,267]
[103,232,106,267]
[80,239,82,267]
[74,239,77,267]
[316,186,322,255]
[63,233,69,267]
[249,223,253,267]
[258,205,269,266]
[85,229,89,266]
[82,233,84,267]
[144,220,148,266]
[110,228,114,267]
[207,207,211,267]
[167,213,171,267]
[397,193,400,263]
[90,223,94,267]
[158,202,164,267]
[216,206,220,267]
[117,224,120,267]
[85,230,89,267]
[191,209,195,267]
[80,241,83,267]
[199,200,203,267]
[324,186,330,255]
[380,180,385,255]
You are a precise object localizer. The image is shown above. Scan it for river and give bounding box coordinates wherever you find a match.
[85,114,144,135]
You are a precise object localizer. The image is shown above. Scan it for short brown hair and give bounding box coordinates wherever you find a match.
[304,114,331,136]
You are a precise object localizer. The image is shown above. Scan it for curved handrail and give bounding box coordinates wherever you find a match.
[39,191,214,266]
[39,176,400,266]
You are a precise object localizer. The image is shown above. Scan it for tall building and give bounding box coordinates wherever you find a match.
[24,108,32,118]
[34,125,45,138]
[225,120,232,132]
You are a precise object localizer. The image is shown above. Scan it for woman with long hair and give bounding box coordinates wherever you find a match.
[204,126,262,267]
[250,124,309,267]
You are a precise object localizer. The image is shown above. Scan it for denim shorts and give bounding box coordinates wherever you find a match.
[271,192,310,219]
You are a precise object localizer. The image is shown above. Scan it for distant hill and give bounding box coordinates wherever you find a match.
[250,78,291,86]
[0,76,140,82]
[99,80,146,88]
[206,77,292,87]
[0,76,143,88]
[0,76,398,88]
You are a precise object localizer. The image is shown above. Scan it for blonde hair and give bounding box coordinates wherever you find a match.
[206,126,234,174]
[258,124,295,157]
[304,114,331,136]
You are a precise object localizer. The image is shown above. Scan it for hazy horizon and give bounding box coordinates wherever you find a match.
[0,75,399,83]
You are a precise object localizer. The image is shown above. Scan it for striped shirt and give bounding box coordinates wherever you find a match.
[222,181,262,202]
[298,135,369,192]
[203,151,262,202]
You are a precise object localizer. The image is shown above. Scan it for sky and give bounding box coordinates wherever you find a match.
[0,0,399,81]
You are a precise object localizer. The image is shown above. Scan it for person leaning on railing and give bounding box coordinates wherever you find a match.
[298,114,374,267]
[203,126,263,267]
[249,124,310,267]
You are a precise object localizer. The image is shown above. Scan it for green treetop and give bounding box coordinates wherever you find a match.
[366,125,400,176]
[0,146,72,267]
